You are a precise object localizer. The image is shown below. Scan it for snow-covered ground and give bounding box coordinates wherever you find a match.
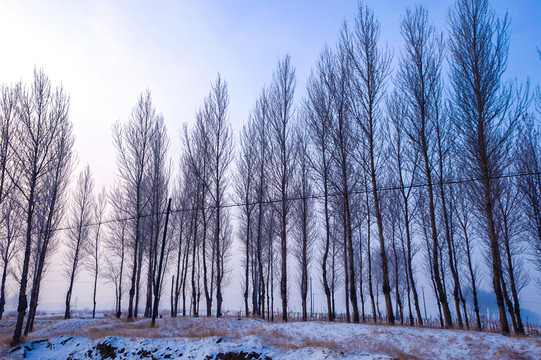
[1,316,540,359]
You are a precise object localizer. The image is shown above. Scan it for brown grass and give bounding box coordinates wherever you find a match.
[492,345,531,360]
[0,335,15,347]
[299,338,340,351]
[30,317,240,341]
[2,315,539,359]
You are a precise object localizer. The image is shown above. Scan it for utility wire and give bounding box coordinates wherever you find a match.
[2,169,541,241]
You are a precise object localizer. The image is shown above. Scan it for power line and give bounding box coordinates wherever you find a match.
[2,169,541,241]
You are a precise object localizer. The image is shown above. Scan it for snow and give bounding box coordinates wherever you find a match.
[1,316,540,359]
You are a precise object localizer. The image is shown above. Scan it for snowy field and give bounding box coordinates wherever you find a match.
[0,316,540,359]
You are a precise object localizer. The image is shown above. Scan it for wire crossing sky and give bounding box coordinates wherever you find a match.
[0,0,539,317]
[1,169,540,244]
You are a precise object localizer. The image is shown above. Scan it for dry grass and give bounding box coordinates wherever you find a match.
[1,315,539,359]
[492,345,532,360]
[299,338,341,351]
[257,328,296,350]
[244,325,266,337]
[25,317,239,341]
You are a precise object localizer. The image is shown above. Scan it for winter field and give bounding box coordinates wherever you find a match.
[0,315,540,359]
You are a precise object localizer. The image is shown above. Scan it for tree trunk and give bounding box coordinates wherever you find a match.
[422,142,452,328]
[171,275,175,317]
[343,215,350,322]
[301,205,308,321]
[501,275,517,332]
[26,266,43,334]
[152,198,171,327]
[270,242,274,322]
[12,184,36,346]
[464,229,481,330]
[117,237,125,319]
[256,191,265,318]
[244,206,250,316]
[322,177,333,321]
[0,254,8,319]
[438,162,463,328]
[65,237,82,320]
[365,191,376,323]
[502,216,524,334]
[145,255,154,317]
[280,176,288,322]
[135,245,144,318]
[359,230,365,323]
[65,274,75,319]
[202,209,212,317]
[215,193,223,318]
[370,160,393,324]
[173,229,183,317]
[92,263,98,319]
[127,206,141,319]
[391,228,403,324]
[345,192,359,323]
[191,215,198,317]
[480,163,509,334]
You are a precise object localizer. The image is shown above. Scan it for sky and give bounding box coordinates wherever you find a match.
[0,0,540,317]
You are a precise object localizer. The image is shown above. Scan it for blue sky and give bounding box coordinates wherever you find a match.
[0,0,540,314]
[0,0,538,184]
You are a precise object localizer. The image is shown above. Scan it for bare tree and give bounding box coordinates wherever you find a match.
[0,195,23,319]
[144,113,170,318]
[151,198,172,327]
[304,47,337,321]
[268,55,297,322]
[0,84,19,207]
[449,0,528,335]
[183,111,219,319]
[455,184,482,330]
[293,130,316,321]
[171,162,192,317]
[105,185,129,319]
[11,69,73,345]
[318,43,358,323]
[436,106,466,328]
[386,90,423,325]
[236,117,258,316]
[113,90,156,319]
[397,5,452,328]
[64,165,95,319]
[342,1,392,324]
[252,88,272,318]
[25,104,74,334]
[204,74,233,317]
[183,102,218,317]
[516,116,541,294]
[181,122,207,317]
[385,193,405,324]
[86,186,107,319]
[495,177,527,334]
[362,172,377,323]
[0,83,21,319]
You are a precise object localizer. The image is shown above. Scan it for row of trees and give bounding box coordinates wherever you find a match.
[236,0,540,336]
[0,70,75,345]
[0,0,539,346]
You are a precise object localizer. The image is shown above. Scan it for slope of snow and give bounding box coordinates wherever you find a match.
[1,316,540,359]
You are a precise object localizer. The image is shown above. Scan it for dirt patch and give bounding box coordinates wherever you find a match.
[136,348,153,358]
[95,341,118,359]
[206,351,270,360]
